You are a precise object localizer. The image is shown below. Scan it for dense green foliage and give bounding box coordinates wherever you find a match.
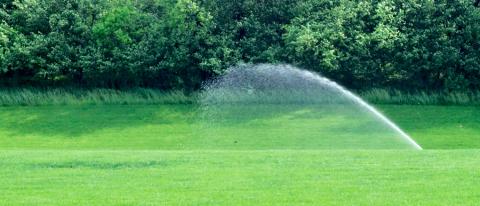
[1,0,479,91]
[285,0,480,90]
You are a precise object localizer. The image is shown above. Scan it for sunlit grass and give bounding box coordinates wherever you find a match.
[1,104,479,205]
[0,104,478,149]
[1,150,479,205]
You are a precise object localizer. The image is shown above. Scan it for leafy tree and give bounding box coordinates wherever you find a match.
[155,0,221,90]
[0,0,104,86]
[0,22,12,73]
[0,0,479,91]
[285,0,403,88]
[89,5,156,88]
[201,0,297,63]
[284,0,480,91]
[395,0,480,90]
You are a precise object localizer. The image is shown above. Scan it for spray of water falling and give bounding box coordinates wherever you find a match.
[199,64,422,150]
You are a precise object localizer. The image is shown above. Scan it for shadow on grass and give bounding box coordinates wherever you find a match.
[32,160,170,169]
[377,105,480,149]
[0,103,418,149]
[0,105,197,138]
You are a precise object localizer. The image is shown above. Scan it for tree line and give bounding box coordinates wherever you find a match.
[1,0,479,91]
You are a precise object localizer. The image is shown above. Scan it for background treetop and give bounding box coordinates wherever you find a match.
[1,0,479,92]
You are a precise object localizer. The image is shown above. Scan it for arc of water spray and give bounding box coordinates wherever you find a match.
[343,92,423,150]
[203,64,423,150]
[309,74,423,150]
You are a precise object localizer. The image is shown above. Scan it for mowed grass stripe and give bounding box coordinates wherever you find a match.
[377,105,480,149]
[0,105,479,149]
[0,150,479,205]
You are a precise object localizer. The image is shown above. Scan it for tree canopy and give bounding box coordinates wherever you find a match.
[1,0,479,91]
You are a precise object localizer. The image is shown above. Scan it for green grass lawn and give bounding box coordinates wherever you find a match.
[377,105,480,149]
[1,150,479,205]
[0,104,479,205]
[0,105,478,149]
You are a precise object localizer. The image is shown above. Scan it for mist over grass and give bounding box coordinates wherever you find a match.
[198,64,421,149]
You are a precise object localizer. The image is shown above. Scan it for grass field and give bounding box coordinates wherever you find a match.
[0,105,478,149]
[1,150,479,205]
[1,104,479,205]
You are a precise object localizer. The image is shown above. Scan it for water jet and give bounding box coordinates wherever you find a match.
[199,64,422,150]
